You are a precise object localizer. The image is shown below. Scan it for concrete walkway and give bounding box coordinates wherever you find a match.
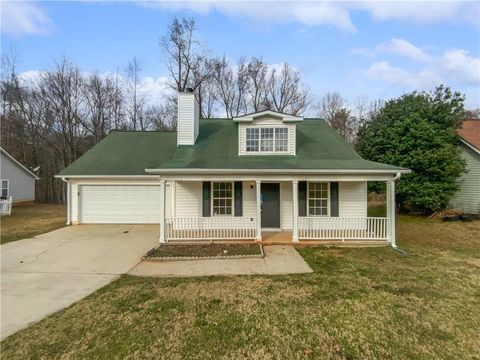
[128,245,313,277]
[1,225,158,340]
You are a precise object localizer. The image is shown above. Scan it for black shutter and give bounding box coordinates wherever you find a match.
[202,182,211,217]
[330,182,339,217]
[299,181,307,216]
[234,181,243,216]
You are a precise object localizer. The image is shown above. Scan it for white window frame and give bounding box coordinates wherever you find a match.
[1,179,9,198]
[307,182,330,217]
[211,181,234,217]
[245,126,289,154]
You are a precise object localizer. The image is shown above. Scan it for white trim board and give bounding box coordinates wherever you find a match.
[145,168,410,175]
[460,139,480,155]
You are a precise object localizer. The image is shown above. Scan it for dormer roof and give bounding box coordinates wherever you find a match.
[233,110,303,123]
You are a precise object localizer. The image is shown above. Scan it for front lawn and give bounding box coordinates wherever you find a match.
[0,203,66,244]
[2,215,479,359]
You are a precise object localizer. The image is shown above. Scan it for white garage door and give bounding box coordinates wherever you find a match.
[79,185,171,224]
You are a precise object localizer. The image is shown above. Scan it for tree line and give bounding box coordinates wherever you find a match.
[1,17,371,203]
[2,17,475,212]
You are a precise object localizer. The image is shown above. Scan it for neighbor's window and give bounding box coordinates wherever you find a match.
[212,182,233,216]
[1,180,9,197]
[245,127,288,153]
[308,182,329,216]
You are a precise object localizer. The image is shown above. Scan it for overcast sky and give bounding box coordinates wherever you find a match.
[1,1,479,109]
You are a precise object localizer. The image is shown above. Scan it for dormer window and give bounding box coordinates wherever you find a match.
[234,110,303,156]
[246,127,289,153]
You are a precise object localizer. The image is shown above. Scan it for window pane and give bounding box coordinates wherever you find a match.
[246,128,259,139]
[275,128,288,139]
[308,182,329,216]
[212,182,233,216]
[246,140,259,152]
[261,128,273,139]
[261,139,273,151]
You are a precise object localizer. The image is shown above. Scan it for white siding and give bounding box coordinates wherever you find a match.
[172,180,293,230]
[238,116,296,156]
[0,151,36,203]
[177,93,199,145]
[243,181,257,218]
[174,181,202,217]
[339,182,367,218]
[281,181,293,229]
[451,145,480,214]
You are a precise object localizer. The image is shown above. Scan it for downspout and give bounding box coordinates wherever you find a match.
[61,177,71,225]
[390,172,407,255]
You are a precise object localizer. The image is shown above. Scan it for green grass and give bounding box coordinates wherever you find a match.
[1,215,479,359]
[0,204,66,244]
[148,244,262,258]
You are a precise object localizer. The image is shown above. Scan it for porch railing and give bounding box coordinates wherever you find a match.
[298,217,388,241]
[0,197,12,216]
[165,217,257,241]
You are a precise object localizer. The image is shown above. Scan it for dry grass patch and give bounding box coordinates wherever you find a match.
[1,215,479,359]
[1,203,66,244]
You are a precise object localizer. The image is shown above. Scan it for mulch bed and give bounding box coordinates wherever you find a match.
[145,243,263,260]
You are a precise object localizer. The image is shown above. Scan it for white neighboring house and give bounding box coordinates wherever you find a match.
[57,90,410,247]
[450,120,480,214]
[0,147,39,214]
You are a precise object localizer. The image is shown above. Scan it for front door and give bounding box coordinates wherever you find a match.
[261,183,280,228]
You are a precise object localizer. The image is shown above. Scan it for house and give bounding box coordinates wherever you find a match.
[450,119,480,214]
[0,147,39,212]
[57,90,410,247]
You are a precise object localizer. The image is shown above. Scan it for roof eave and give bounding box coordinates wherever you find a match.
[145,168,412,175]
[460,139,480,155]
[1,148,40,179]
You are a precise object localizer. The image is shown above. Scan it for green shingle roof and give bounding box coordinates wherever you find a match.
[59,118,407,176]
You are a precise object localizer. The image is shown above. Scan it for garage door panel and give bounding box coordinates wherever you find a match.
[80,185,169,224]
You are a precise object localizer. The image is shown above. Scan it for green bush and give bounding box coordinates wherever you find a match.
[357,86,466,214]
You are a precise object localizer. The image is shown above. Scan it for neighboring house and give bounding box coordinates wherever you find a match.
[0,147,39,204]
[450,120,480,214]
[58,90,410,246]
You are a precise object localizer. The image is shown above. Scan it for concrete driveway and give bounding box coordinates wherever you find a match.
[1,225,158,340]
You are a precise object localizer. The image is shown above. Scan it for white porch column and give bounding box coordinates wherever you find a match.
[292,180,299,243]
[255,180,262,241]
[386,180,396,247]
[66,181,71,225]
[159,179,167,243]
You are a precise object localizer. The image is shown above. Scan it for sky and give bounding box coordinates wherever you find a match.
[1,0,479,110]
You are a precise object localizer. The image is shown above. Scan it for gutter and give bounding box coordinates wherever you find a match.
[145,168,412,175]
[389,172,408,255]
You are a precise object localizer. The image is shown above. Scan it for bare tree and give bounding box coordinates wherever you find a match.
[213,56,250,117]
[145,104,177,131]
[267,62,310,115]
[246,57,269,112]
[125,57,146,130]
[82,73,124,143]
[159,18,218,119]
[319,92,357,143]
